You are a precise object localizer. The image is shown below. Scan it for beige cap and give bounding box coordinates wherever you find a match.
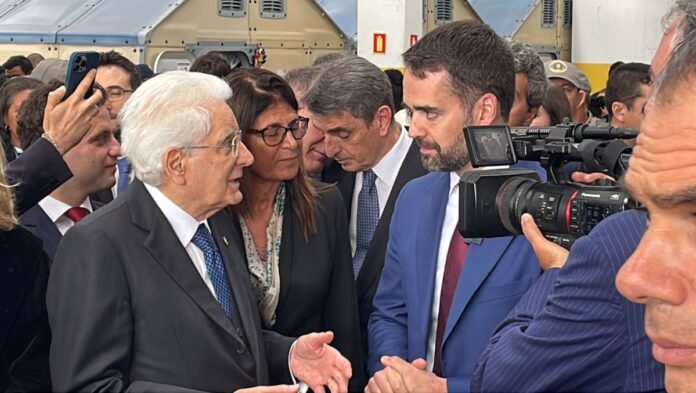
[544,59,591,92]
[30,58,68,83]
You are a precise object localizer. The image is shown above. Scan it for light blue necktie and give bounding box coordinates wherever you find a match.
[353,170,379,278]
[117,158,130,194]
[191,224,233,319]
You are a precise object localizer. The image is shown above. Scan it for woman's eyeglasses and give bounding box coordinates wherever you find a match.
[246,116,309,147]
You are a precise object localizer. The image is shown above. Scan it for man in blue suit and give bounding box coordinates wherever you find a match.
[366,21,541,393]
[20,104,119,259]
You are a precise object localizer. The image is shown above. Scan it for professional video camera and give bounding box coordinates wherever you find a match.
[458,123,638,248]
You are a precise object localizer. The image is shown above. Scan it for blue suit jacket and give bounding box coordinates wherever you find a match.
[368,172,541,393]
[20,199,104,260]
[472,209,665,392]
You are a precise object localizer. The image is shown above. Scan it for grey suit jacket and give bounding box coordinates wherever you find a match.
[47,180,294,393]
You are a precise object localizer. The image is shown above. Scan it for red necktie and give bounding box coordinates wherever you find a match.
[64,207,90,223]
[433,228,468,376]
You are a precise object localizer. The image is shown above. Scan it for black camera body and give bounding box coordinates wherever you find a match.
[458,124,637,248]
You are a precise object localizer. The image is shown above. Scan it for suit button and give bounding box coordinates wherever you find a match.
[236,346,245,354]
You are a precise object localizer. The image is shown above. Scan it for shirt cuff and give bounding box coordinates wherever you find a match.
[288,339,298,383]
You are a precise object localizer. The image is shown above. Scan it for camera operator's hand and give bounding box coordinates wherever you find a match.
[521,213,569,271]
[570,171,615,184]
[42,69,104,155]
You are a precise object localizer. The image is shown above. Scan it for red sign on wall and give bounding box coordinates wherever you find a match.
[373,33,386,54]
[410,34,418,47]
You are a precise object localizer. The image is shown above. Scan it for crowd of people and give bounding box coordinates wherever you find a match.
[1,1,696,392]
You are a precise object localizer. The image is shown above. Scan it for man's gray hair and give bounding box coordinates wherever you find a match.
[303,56,394,126]
[510,40,547,109]
[654,20,696,106]
[120,71,232,186]
[284,66,323,103]
[664,0,696,50]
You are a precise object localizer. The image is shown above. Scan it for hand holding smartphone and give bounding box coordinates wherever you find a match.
[41,52,104,154]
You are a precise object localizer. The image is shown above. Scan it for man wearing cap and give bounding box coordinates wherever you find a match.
[545,59,603,125]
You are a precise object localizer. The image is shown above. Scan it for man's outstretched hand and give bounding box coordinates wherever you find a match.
[289,332,351,393]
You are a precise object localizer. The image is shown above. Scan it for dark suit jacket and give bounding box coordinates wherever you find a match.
[47,180,294,392]
[472,210,664,392]
[320,159,345,184]
[228,183,365,390]
[6,138,72,216]
[19,199,104,260]
[336,141,427,354]
[0,226,51,392]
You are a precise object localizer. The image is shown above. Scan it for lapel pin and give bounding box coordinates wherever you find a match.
[223,236,229,246]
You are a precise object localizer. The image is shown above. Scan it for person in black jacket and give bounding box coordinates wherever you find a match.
[0,141,51,392]
[226,68,365,391]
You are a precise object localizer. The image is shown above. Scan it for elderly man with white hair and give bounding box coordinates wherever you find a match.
[46,71,352,393]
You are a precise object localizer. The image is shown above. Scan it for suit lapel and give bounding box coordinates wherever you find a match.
[415,174,450,340]
[337,171,356,216]
[442,236,514,343]
[209,211,264,368]
[20,206,62,259]
[129,181,241,341]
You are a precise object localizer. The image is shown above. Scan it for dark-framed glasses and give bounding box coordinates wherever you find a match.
[247,116,309,147]
[181,130,243,159]
[106,86,133,102]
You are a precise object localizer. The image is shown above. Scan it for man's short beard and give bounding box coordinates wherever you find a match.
[419,132,470,172]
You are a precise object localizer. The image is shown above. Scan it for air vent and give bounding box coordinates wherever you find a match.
[563,0,573,28]
[218,0,245,17]
[435,0,452,25]
[542,0,556,28]
[260,0,287,19]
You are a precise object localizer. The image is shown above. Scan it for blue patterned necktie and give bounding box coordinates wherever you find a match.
[353,169,379,278]
[117,158,130,194]
[191,224,233,319]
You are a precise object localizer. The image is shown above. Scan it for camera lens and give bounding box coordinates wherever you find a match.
[497,177,536,234]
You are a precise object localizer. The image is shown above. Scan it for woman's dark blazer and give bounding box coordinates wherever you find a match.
[228,183,366,390]
[0,225,51,392]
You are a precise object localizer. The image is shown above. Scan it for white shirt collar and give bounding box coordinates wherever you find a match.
[38,195,93,223]
[371,124,412,184]
[448,171,461,197]
[143,182,210,247]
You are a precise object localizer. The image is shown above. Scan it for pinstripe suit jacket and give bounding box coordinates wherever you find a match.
[471,210,665,392]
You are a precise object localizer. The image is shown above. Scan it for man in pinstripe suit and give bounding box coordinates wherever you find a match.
[473,2,696,391]
[616,4,696,392]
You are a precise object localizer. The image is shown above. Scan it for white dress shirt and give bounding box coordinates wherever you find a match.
[425,171,461,371]
[350,125,413,255]
[144,183,218,300]
[37,196,94,235]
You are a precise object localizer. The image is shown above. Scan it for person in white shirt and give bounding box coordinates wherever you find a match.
[19,96,119,259]
[366,20,541,393]
[46,71,353,393]
[304,56,428,366]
